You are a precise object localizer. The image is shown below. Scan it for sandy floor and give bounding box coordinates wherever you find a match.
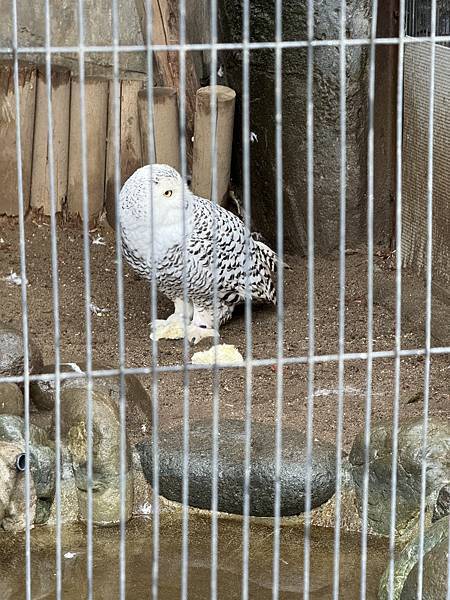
[0,217,448,451]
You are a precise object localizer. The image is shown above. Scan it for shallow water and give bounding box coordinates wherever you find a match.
[1,513,387,599]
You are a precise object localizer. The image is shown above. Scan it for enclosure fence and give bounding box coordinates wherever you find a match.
[0,1,449,600]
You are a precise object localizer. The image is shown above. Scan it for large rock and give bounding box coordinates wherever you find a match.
[378,516,449,600]
[0,415,54,524]
[0,383,24,416]
[30,361,151,441]
[220,0,372,253]
[401,527,449,600]
[0,440,37,531]
[138,418,337,516]
[0,322,43,377]
[60,387,134,525]
[350,416,450,538]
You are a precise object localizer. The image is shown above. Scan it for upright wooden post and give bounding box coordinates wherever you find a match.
[138,86,180,170]
[134,0,199,167]
[191,85,236,205]
[105,78,144,229]
[104,79,120,229]
[0,62,37,216]
[67,77,108,219]
[120,79,144,184]
[31,67,70,214]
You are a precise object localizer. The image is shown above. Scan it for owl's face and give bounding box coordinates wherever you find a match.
[120,164,190,228]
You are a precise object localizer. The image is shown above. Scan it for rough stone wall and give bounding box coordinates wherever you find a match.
[220,0,372,254]
[402,41,450,296]
[0,0,147,78]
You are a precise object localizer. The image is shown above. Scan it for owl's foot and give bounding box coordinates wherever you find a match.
[150,316,186,341]
[186,324,217,346]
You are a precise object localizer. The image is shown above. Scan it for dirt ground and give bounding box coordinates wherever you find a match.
[0,217,448,451]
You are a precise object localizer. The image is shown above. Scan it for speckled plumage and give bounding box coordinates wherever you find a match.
[120,164,277,327]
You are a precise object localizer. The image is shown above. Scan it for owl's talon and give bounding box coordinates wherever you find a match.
[186,325,216,345]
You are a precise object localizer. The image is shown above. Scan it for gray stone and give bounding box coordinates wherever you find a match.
[0,415,55,524]
[220,0,372,253]
[433,484,450,523]
[30,361,152,426]
[60,387,134,525]
[378,516,449,600]
[401,528,449,600]
[137,418,337,516]
[0,383,24,416]
[350,416,450,537]
[0,322,43,377]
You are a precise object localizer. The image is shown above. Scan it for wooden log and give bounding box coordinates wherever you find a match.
[67,77,108,219]
[104,80,121,230]
[120,79,144,184]
[31,67,70,214]
[191,85,236,205]
[138,86,180,170]
[0,62,37,216]
[134,0,200,167]
[105,78,144,229]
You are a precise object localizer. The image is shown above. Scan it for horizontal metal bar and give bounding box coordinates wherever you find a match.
[1,34,450,56]
[0,345,448,385]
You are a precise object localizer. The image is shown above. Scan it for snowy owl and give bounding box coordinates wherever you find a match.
[119,164,278,344]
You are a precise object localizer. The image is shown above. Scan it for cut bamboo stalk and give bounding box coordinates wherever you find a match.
[67,77,108,219]
[31,67,70,214]
[138,86,180,170]
[191,85,236,205]
[0,62,37,216]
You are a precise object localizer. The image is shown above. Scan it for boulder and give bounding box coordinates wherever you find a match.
[0,322,43,377]
[401,527,449,600]
[60,387,134,525]
[0,416,52,525]
[378,516,449,600]
[0,383,24,416]
[30,361,151,443]
[350,416,450,537]
[138,418,337,516]
[0,440,37,531]
[433,483,450,523]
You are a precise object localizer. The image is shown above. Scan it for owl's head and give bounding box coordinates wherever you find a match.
[120,164,190,227]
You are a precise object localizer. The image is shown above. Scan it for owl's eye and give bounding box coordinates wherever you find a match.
[163,189,173,198]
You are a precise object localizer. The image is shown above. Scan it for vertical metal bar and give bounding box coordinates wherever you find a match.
[43,0,63,597]
[109,0,128,597]
[77,0,95,596]
[271,0,284,598]
[10,2,32,598]
[139,3,161,599]
[387,1,406,598]
[178,0,192,598]
[303,0,315,597]
[209,2,221,599]
[416,1,437,597]
[331,0,347,597]
[241,0,253,595]
[447,517,450,600]
[360,1,378,599]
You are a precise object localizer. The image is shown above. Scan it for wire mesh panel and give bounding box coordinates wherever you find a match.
[0,1,449,600]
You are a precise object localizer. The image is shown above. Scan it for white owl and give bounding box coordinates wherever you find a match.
[119,164,278,344]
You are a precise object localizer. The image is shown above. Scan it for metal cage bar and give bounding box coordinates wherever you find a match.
[2,1,450,599]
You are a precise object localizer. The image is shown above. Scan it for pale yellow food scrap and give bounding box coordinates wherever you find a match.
[150,319,184,341]
[191,344,244,366]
